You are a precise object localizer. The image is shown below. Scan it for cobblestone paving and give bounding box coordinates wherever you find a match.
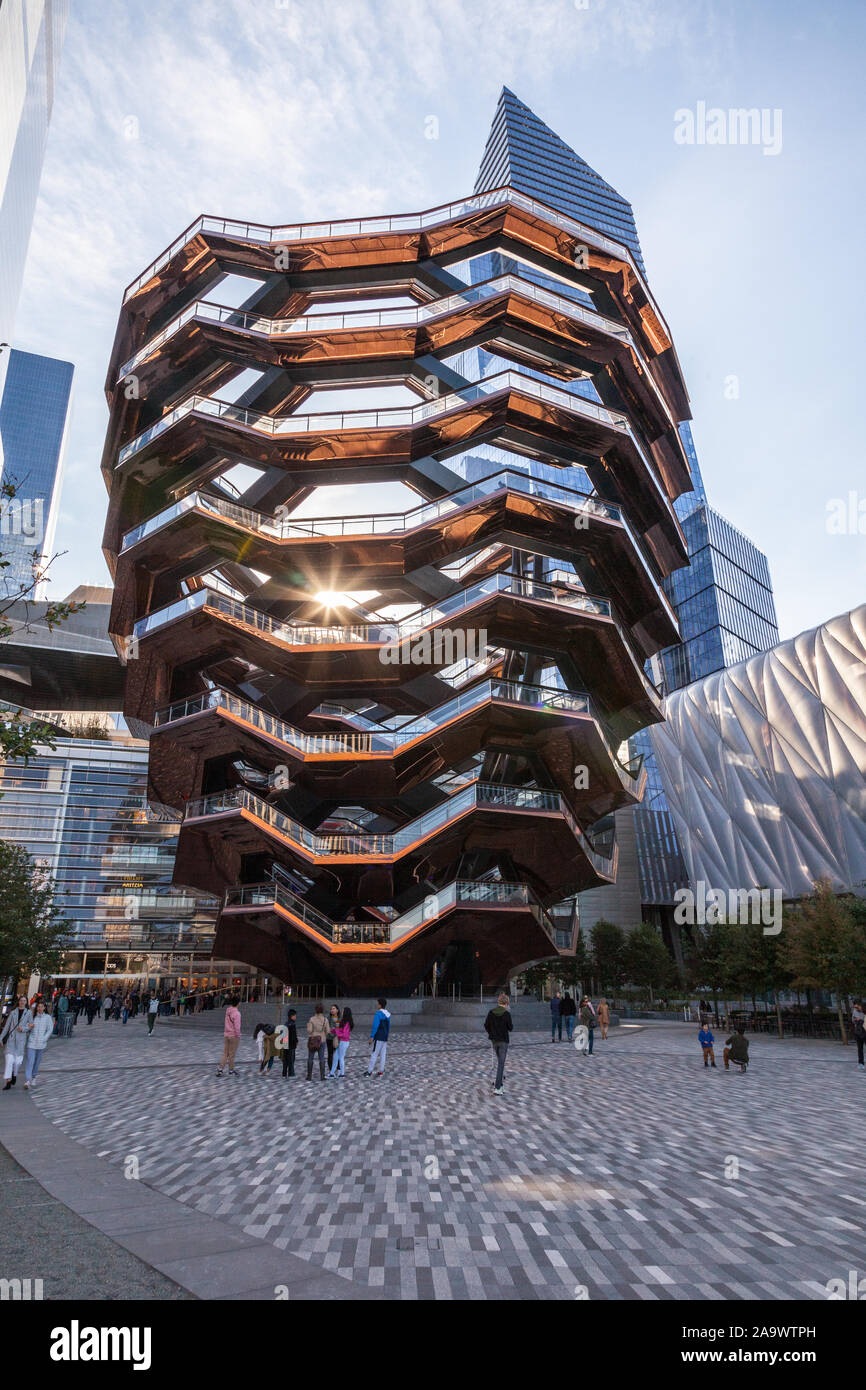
[20,1015,866,1300]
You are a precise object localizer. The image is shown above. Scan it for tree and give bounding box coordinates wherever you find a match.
[0,839,68,985]
[781,879,866,1043]
[1,474,85,762]
[622,922,674,1004]
[590,919,625,993]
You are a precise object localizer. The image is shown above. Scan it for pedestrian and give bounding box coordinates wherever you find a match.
[853,1000,866,1071]
[254,1022,278,1075]
[579,996,596,1056]
[55,989,70,1037]
[121,994,131,1025]
[723,1027,750,1073]
[560,992,576,1042]
[305,1003,329,1080]
[326,1004,340,1074]
[698,1021,716,1068]
[483,992,513,1096]
[85,992,97,1025]
[216,995,242,1076]
[549,990,562,1043]
[328,1007,354,1078]
[364,998,391,1077]
[596,997,610,1040]
[282,1008,298,1078]
[2,995,33,1089]
[23,1001,54,1089]
[146,993,160,1035]
[103,993,113,1022]
[70,992,82,1026]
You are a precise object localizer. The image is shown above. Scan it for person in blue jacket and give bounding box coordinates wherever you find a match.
[698,1022,716,1068]
[364,998,391,1077]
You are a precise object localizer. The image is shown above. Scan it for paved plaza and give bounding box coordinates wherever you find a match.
[2,1014,864,1300]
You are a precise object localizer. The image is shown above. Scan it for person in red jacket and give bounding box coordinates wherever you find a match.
[216,996,242,1076]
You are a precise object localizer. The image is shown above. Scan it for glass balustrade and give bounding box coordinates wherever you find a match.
[222,874,562,946]
[117,272,634,381]
[121,467,622,551]
[184,780,611,871]
[155,679,594,755]
[122,187,652,314]
[116,368,633,467]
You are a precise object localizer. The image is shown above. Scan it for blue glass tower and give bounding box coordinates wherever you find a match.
[0,347,73,597]
[475,88,780,928]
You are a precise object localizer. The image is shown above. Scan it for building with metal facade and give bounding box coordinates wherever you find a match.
[101,164,698,989]
[651,605,866,900]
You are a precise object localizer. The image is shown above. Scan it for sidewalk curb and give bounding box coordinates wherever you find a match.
[0,1100,376,1301]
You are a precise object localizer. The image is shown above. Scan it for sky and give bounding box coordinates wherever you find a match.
[12,0,866,642]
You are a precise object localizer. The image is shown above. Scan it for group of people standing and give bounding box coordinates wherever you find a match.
[216,997,392,1080]
[549,993,611,1052]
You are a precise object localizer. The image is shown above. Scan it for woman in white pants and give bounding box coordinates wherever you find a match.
[2,996,33,1089]
[24,1002,54,1089]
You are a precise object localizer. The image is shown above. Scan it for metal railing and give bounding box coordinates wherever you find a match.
[121,186,654,315]
[185,779,615,876]
[156,678,593,750]
[155,679,640,798]
[134,570,612,644]
[117,272,634,381]
[116,367,632,467]
[222,875,562,947]
[121,466,623,551]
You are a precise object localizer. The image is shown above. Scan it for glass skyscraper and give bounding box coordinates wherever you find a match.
[0,732,220,988]
[475,88,780,933]
[0,347,73,597]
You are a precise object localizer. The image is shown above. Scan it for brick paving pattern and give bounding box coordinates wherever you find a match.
[16,1014,865,1300]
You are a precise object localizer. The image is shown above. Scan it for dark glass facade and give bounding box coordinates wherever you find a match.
[475,87,646,273]
[471,89,780,919]
[0,347,73,596]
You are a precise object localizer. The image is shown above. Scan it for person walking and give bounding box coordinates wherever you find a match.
[55,989,70,1037]
[549,990,562,1043]
[146,993,160,1036]
[364,998,391,1077]
[579,996,596,1056]
[853,1000,866,1071]
[84,992,97,1025]
[326,1004,340,1074]
[216,995,242,1076]
[698,1021,716,1068]
[281,1008,298,1078]
[483,992,513,1096]
[306,1003,329,1080]
[2,996,33,1089]
[23,1002,54,1089]
[596,997,610,1040]
[328,1007,354,1078]
[121,994,131,1025]
[560,992,576,1042]
[102,993,113,1023]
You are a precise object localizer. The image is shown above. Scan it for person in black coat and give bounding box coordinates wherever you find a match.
[282,1008,298,1078]
[560,992,577,1042]
[483,993,514,1096]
